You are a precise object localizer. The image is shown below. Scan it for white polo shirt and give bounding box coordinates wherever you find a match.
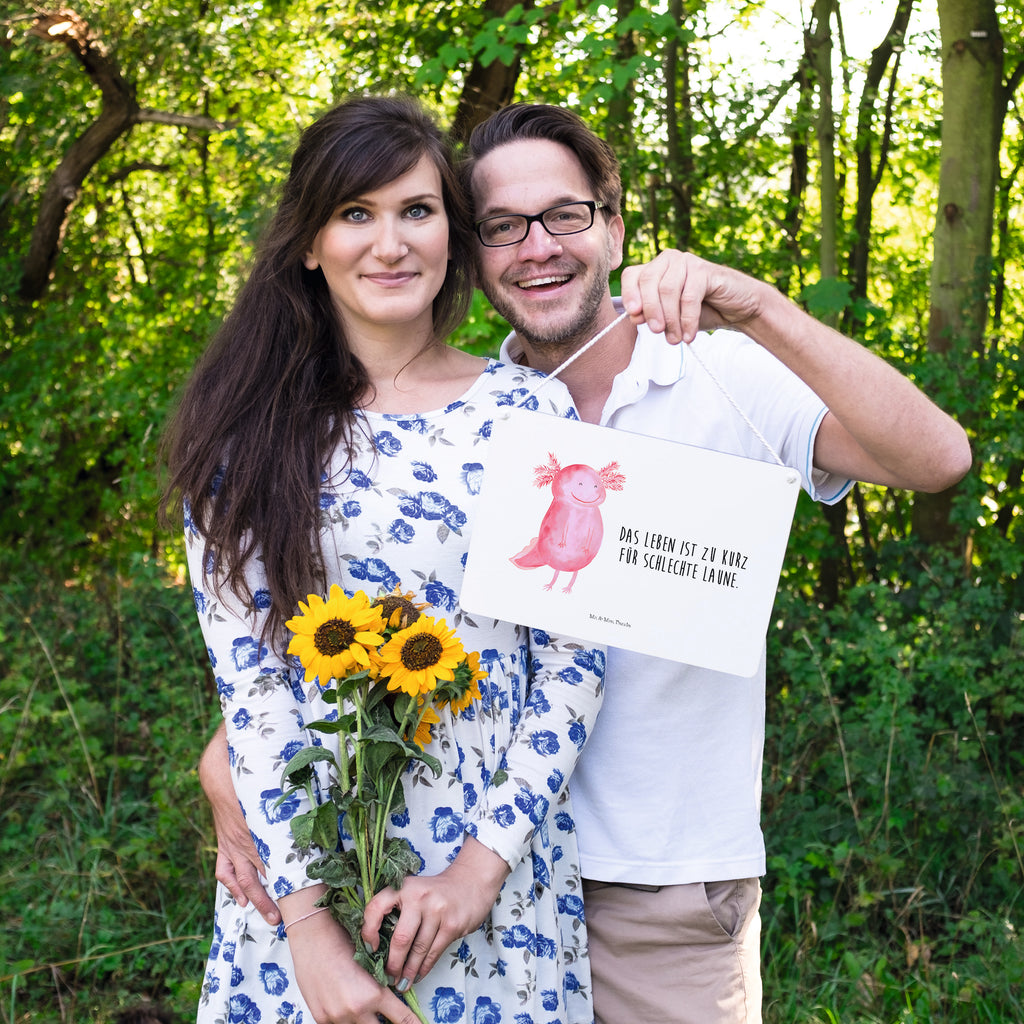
[500,309,851,884]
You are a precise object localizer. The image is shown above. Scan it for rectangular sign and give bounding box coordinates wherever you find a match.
[461,408,801,676]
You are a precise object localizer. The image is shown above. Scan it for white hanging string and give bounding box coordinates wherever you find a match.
[517,310,787,467]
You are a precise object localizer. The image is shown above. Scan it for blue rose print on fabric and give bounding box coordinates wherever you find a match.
[389,519,416,544]
[412,461,437,482]
[531,628,550,647]
[348,468,374,489]
[272,876,293,897]
[253,589,272,611]
[541,988,559,1011]
[341,499,362,518]
[472,996,502,1024]
[554,811,574,832]
[558,666,583,685]
[534,934,557,959]
[545,768,564,794]
[444,503,467,531]
[531,851,551,890]
[375,431,403,456]
[477,419,493,441]
[492,804,516,828]
[528,730,560,757]
[193,587,208,614]
[252,835,271,865]
[259,963,289,997]
[319,492,336,510]
[395,415,430,435]
[557,893,585,922]
[431,987,466,1023]
[232,708,251,730]
[347,557,400,591]
[568,721,587,750]
[573,647,606,675]
[460,463,485,495]
[231,636,265,672]
[430,807,463,844]
[260,788,299,824]
[227,993,261,1023]
[526,689,551,715]
[501,924,535,952]
[515,790,549,825]
[424,579,458,612]
[279,739,304,762]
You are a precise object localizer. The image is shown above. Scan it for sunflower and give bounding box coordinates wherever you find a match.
[377,615,465,697]
[372,585,428,630]
[448,650,486,716]
[408,701,441,749]
[285,584,386,683]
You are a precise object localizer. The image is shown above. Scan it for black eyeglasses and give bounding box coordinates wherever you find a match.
[474,200,608,247]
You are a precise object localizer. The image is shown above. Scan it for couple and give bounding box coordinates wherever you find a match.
[170,97,971,1024]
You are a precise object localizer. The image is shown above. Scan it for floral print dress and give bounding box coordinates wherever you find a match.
[190,360,605,1024]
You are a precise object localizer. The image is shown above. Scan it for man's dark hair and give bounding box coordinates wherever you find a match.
[463,104,622,217]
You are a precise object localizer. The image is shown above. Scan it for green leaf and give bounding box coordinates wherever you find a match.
[311,800,341,850]
[309,849,362,890]
[288,808,319,849]
[281,745,337,788]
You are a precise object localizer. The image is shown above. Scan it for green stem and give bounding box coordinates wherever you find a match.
[401,985,430,1024]
[351,683,374,903]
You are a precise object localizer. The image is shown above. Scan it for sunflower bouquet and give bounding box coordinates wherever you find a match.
[278,583,484,1019]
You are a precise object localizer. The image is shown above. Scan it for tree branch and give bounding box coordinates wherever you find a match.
[18,8,236,301]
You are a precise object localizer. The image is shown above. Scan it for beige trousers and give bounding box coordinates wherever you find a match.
[582,878,762,1024]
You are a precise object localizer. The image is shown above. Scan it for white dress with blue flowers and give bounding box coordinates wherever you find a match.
[190,360,605,1024]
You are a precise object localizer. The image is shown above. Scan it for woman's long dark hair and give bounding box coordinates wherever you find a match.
[161,96,475,648]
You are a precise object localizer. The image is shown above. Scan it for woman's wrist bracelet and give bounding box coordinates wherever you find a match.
[283,906,329,931]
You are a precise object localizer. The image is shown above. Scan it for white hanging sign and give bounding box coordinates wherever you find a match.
[461,408,801,676]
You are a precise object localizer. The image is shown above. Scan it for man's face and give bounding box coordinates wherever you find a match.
[470,138,625,355]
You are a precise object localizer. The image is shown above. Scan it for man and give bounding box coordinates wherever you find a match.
[201,104,970,1023]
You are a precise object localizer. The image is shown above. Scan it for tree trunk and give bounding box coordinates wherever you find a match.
[664,0,693,249]
[914,0,1003,545]
[450,0,535,144]
[806,0,838,290]
[19,10,139,300]
[848,0,913,310]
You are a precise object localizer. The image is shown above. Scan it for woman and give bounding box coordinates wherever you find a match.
[163,96,605,1024]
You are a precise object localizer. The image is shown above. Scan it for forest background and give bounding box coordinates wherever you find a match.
[1,0,1021,1021]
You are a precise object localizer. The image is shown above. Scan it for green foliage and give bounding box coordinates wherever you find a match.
[762,538,1024,1023]
[0,553,216,1021]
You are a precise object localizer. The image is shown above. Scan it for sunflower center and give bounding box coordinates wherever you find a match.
[314,618,357,655]
[376,595,421,629]
[400,633,444,671]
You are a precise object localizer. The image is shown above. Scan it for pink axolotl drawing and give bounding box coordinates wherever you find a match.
[510,453,626,593]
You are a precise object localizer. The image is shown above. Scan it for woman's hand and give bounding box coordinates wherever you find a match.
[199,722,282,925]
[281,891,423,1024]
[361,836,511,991]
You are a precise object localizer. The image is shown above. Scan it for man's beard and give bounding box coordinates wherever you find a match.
[481,260,611,357]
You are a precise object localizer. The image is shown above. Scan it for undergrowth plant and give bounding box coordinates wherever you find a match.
[762,531,1024,1024]
[0,554,216,1022]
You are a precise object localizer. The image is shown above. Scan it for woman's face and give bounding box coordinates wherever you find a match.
[304,154,450,339]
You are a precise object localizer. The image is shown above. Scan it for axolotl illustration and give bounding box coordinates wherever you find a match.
[511,453,626,593]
